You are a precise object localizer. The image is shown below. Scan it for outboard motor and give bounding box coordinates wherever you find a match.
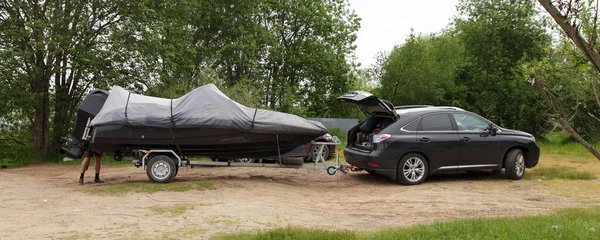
[60,89,109,159]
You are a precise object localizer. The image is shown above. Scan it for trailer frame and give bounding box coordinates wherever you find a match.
[132,139,349,183]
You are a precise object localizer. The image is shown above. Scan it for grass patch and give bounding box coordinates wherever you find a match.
[148,204,194,217]
[537,132,598,158]
[527,167,596,180]
[76,181,215,196]
[219,207,600,240]
[538,141,593,158]
[61,232,92,240]
[207,216,239,225]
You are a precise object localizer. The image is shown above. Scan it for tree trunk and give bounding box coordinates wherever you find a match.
[531,77,600,160]
[32,79,50,162]
[51,78,73,152]
[538,0,600,78]
[537,0,600,160]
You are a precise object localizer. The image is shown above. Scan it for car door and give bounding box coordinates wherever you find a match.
[417,113,461,170]
[451,113,503,167]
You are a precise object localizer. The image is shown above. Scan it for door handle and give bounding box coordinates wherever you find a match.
[419,137,430,143]
[462,137,471,142]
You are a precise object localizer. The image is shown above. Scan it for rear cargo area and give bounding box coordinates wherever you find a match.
[348,115,395,150]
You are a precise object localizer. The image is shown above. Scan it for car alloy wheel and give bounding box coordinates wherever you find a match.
[505,149,525,180]
[515,153,525,177]
[397,153,429,185]
[403,157,425,182]
[310,144,329,162]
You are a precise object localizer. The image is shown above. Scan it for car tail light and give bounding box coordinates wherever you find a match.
[367,162,380,167]
[372,134,391,143]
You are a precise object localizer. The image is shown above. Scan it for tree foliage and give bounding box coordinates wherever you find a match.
[375,0,550,134]
[377,31,464,106]
[532,0,600,160]
[454,0,550,133]
[0,0,360,163]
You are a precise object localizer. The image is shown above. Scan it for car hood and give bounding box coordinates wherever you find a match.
[499,128,533,138]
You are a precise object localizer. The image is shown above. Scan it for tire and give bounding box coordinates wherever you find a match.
[146,155,177,183]
[505,149,525,180]
[396,153,429,185]
[236,158,256,163]
[308,144,330,162]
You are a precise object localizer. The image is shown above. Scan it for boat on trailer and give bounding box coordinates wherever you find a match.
[61,84,325,156]
[60,84,353,182]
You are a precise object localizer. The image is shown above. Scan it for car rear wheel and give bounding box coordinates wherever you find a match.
[307,144,330,162]
[505,149,525,180]
[396,153,428,185]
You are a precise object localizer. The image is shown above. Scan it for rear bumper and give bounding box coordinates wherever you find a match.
[344,147,397,180]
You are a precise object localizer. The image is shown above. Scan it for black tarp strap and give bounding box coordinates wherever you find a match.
[169,99,185,161]
[124,92,131,119]
[276,134,282,164]
[250,108,258,128]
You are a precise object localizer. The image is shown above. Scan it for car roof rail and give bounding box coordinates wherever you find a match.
[394,105,433,109]
[430,106,466,111]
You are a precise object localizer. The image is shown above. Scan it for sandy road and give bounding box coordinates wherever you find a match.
[0,164,593,239]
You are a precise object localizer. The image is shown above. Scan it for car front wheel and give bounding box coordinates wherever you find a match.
[396,153,429,185]
[505,149,525,180]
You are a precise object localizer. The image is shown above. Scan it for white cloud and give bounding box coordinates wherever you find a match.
[348,0,459,67]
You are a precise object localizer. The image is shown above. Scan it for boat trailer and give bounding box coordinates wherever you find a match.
[130,139,351,183]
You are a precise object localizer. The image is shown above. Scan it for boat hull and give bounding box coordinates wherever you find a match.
[91,125,317,158]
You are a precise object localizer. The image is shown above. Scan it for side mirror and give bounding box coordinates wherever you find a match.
[488,123,498,136]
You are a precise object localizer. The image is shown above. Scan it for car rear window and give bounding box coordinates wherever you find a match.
[420,113,453,131]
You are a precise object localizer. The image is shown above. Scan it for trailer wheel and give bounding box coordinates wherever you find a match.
[327,166,337,175]
[146,155,176,183]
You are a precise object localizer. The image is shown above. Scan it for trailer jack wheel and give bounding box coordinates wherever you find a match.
[327,166,337,176]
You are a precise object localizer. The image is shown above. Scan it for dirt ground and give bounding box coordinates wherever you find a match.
[0,161,598,240]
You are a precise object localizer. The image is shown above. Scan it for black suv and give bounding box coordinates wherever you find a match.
[338,91,539,185]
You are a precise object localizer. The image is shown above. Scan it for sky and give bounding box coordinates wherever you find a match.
[347,0,460,67]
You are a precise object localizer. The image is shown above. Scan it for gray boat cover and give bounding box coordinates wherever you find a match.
[90,84,327,135]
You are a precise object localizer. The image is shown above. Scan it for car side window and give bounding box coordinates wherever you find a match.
[452,113,488,131]
[420,113,453,131]
[403,118,420,131]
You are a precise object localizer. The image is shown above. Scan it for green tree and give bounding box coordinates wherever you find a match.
[454,0,550,133]
[534,0,600,160]
[378,31,464,107]
[0,0,360,163]
[0,0,138,161]
[121,0,360,118]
